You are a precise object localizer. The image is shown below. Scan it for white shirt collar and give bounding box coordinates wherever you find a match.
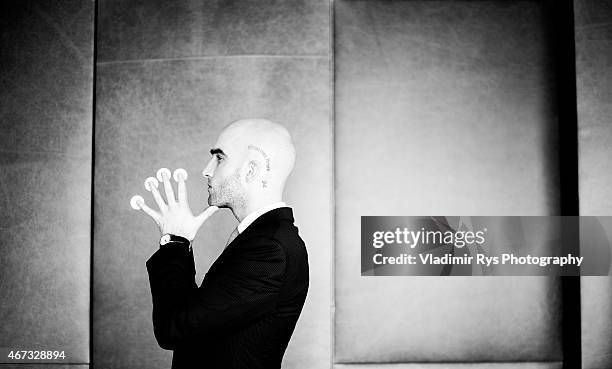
[237,202,287,234]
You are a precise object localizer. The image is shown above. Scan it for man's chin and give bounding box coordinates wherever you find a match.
[207,196,228,208]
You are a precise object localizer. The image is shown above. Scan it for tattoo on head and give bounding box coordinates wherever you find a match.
[248,144,271,171]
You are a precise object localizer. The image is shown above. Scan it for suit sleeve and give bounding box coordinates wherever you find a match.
[146,237,286,350]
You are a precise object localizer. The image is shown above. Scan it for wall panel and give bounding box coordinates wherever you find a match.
[334,0,562,364]
[2,366,89,369]
[94,1,331,368]
[0,0,93,364]
[334,364,562,369]
[97,0,329,62]
[575,1,612,368]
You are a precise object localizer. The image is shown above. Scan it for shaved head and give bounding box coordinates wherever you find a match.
[203,118,296,218]
[221,118,295,186]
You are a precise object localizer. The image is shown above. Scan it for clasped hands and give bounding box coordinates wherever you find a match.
[130,168,218,241]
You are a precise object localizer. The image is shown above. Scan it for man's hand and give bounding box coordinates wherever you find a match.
[130,168,218,241]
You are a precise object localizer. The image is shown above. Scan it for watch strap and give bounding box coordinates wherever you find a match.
[160,234,191,249]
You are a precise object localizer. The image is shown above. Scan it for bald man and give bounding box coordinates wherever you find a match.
[137,119,309,369]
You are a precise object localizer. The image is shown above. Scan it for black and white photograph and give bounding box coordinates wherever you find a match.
[1,0,611,368]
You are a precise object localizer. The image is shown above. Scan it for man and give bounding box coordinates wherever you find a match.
[131,119,309,368]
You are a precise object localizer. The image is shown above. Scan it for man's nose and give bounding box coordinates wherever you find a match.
[202,158,215,178]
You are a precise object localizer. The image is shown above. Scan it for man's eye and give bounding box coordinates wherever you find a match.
[216,155,223,162]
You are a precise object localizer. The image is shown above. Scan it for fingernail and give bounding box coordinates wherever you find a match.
[130,195,144,210]
[144,177,159,191]
[156,168,171,182]
[173,168,188,182]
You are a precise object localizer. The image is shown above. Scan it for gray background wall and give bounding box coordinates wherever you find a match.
[575,1,612,368]
[93,0,331,368]
[0,0,93,367]
[334,0,612,368]
[334,0,562,366]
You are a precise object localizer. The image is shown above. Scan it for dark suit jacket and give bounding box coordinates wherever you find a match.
[146,207,309,369]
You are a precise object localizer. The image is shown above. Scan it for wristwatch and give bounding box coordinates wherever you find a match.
[160,234,191,249]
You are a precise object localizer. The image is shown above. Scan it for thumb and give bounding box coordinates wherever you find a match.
[196,206,219,227]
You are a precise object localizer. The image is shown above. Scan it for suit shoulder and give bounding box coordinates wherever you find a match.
[245,220,303,248]
[271,221,307,259]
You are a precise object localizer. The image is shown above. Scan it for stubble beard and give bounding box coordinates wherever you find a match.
[208,169,243,209]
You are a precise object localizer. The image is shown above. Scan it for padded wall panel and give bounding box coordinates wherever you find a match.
[0,364,89,369]
[96,0,330,367]
[574,1,612,368]
[95,1,331,366]
[575,1,612,216]
[334,364,562,369]
[0,0,93,363]
[95,57,330,369]
[335,0,561,364]
[97,0,329,62]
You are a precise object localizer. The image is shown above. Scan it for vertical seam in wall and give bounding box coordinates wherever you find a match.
[552,0,581,367]
[90,0,98,367]
[330,0,336,368]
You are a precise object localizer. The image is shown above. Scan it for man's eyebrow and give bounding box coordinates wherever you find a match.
[210,148,226,156]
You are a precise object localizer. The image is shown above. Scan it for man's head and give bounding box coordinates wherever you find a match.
[202,119,296,212]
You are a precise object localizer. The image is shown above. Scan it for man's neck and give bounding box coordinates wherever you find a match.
[232,197,284,222]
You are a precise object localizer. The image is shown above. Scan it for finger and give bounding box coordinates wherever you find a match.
[130,195,144,210]
[134,198,161,224]
[157,168,176,205]
[156,167,171,182]
[173,168,188,182]
[195,206,219,227]
[173,168,188,204]
[144,177,159,192]
[145,176,167,212]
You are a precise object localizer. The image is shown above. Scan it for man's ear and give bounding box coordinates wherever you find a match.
[245,160,259,183]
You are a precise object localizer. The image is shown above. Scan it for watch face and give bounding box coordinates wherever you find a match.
[160,234,171,245]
